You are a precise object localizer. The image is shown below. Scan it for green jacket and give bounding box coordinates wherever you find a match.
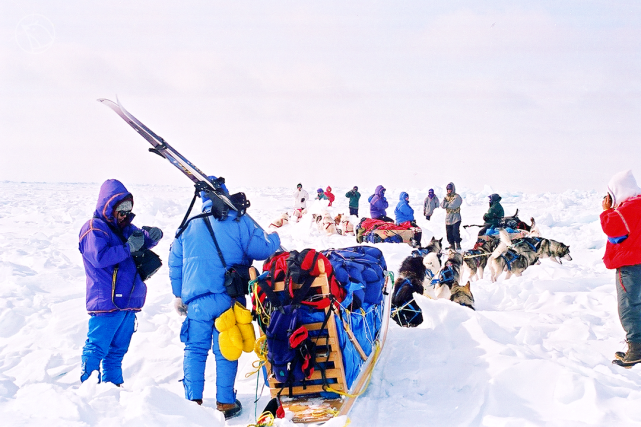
[483,201,504,227]
[345,190,361,208]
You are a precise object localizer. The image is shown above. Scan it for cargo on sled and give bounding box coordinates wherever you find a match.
[355,218,422,246]
[250,246,392,424]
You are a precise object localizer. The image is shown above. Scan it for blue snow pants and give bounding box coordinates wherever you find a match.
[81,310,137,385]
[181,293,242,403]
[617,264,641,343]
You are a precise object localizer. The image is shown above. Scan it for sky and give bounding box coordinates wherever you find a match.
[1,1,640,194]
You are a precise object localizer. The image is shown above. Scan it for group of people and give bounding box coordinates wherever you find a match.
[79,178,281,419]
[77,168,641,421]
[294,182,507,251]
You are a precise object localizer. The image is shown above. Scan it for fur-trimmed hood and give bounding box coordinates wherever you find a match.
[608,170,641,207]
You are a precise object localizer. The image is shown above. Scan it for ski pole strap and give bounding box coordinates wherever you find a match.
[203,216,227,269]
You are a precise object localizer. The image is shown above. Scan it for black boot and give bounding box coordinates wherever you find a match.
[613,342,641,368]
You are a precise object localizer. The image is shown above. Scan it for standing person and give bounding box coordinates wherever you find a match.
[441,182,463,250]
[345,186,361,217]
[293,183,309,222]
[478,193,504,236]
[168,186,280,418]
[368,185,393,222]
[423,189,439,220]
[79,179,163,385]
[600,170,641,368]
[325,186,335,207]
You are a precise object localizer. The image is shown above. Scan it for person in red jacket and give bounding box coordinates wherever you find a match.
[601,169,641,368]
[324,186,335,207]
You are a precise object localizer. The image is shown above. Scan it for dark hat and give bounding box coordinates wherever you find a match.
[297,183,302,188]
[446,183,454,190]
[353,186,358,190]
[428,188,434,194]
[317,188,323,192]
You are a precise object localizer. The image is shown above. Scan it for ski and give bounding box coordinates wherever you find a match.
[98,98,282,248]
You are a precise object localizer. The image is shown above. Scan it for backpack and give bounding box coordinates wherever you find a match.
[284,249,346,309]
[322,246,387,307]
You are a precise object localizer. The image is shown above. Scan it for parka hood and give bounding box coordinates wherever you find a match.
[608,170,641,207]
[446,182,456,193]
[489,193,502,204]
[375,185,386,196]
[94,179,133,224]
[399,192,409,201]
[326,186,332,192]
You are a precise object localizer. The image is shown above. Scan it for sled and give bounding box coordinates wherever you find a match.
[370,228,420,245]
[250,260,392,424]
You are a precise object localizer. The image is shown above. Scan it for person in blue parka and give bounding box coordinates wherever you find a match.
[168,185,280,418]
[78,179,163,385]
[394,192,415,225]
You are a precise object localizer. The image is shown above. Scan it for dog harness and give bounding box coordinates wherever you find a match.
[500,250,519,271]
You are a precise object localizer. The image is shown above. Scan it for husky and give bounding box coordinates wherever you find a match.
[293,208,307,223]
[510,235,572,265]
[488,230,539,281]
[450,281,475,310]
[392,251,441,327]
[429,250,463,300]
[462,235,499,281]
[540,238,572,264]
[412,236,443,257]
[320,212,337,235]
[269,212,290,229]
[339,216,355,236]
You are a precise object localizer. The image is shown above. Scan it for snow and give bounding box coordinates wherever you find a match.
[1,181,640,426]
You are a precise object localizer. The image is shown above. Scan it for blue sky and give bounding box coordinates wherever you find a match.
[1,1,640,193]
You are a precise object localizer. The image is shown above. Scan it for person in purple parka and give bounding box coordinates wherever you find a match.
[368,185,393,222]
[78,179,163,385]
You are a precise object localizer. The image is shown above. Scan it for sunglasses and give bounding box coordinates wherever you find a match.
[116,210,131,217]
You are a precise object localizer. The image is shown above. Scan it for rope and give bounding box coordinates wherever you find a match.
[245,335,268,378]
[463,252,490,260]
[247,411,275,427]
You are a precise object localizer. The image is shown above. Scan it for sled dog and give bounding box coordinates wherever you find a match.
[321,212,337,235]
[269,212,290,229]
[462,235,499,281]
[430,250,463,300]
[450,281,475,310]
[339,215,355,236]
[489,230,539,281]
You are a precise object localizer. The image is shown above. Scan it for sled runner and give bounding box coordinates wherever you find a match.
[250,251,391,424]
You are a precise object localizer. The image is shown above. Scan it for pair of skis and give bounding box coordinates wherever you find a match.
[98,98,283,250]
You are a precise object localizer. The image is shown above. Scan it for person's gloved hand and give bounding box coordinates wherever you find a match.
[142,226,163,242]
[301,198,305,202]
[174,297,188,316]
[127,230,145,252]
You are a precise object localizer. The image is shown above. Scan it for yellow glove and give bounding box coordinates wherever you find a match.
[233,301,256,353]
[219,326,243,361]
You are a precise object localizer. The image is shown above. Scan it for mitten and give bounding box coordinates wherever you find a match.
[142,226,163,242]
[127,231,145,252]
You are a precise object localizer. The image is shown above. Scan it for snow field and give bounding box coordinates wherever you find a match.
[1,181,640,426]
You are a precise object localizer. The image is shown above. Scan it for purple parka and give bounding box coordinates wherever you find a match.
[79,179,157,313]
[368,185,389,219]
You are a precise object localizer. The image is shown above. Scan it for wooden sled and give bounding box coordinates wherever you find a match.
[371,227,420,245]
[250,260,392,424]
